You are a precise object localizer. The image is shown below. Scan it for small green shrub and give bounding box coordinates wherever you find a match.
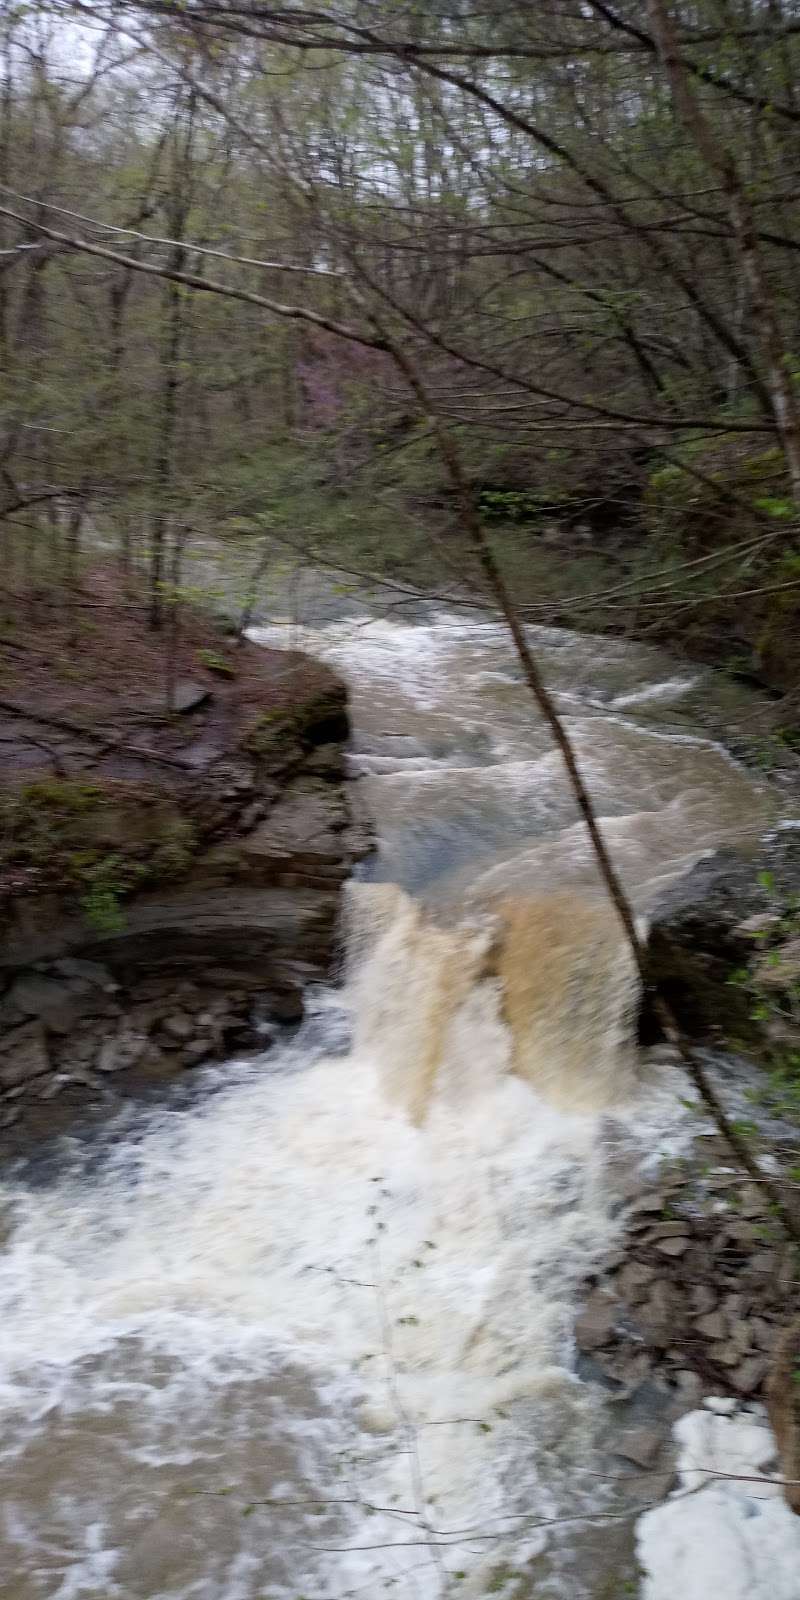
[149,818,197,880]
[23,778,104,814]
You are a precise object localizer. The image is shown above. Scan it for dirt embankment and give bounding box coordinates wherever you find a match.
[0,574,371,1151]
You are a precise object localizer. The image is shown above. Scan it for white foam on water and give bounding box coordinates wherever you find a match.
[0,890,698,1599]
[637,1405,800,1600]
[250,616,456,710]
[608,676,700,709]
[0,609,783,1597]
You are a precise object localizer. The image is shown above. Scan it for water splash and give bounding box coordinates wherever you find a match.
[349,884,639,1121]
[0,607,778,1597]
[491,894,639,1112]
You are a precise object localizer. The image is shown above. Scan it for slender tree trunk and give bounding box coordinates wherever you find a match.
[237,535,273,643]
[65,491,86,652]
[149,273,184,630]
[356,287,800,1243]
[149,90,195,630]
[646,0,800,502]
[0,16,13,369]
[164,522,189,713]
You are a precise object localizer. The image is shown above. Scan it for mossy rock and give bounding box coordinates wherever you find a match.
[641,837,800,1052]
[244,687,348,765]
[0,775,200,931]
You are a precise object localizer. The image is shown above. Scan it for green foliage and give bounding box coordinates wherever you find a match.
[0,776,199,919]
[245,689,345,764]
[197,648,236,678]
[731,886,800,1136]
[478,487,569,524]
[21,778,104,815]
[485,1566,516,1596]
[149,818,198,881]
[79,856,131,935]
[753,496,794,520]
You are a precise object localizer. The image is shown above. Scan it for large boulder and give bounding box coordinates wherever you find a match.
[640,834,800,1049]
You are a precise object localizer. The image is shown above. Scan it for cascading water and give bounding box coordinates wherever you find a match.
[0,609,779,1598]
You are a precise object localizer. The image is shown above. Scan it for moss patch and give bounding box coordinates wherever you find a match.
[244,688,348,765]
[0,776,198,931]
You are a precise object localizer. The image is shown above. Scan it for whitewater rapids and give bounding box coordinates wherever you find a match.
[0,608,781,1597]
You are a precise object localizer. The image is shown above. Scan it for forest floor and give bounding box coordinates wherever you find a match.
[0,568,344,917]
[0,567,330,785]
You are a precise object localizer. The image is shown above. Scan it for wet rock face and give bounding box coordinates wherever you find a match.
[640,834,800,1048]
[0,706,372,1149]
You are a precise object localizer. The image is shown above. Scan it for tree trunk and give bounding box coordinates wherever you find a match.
[646,0,800,503]
[149,90,195,630]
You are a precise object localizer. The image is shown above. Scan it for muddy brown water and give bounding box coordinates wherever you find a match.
[0,609,784,1599]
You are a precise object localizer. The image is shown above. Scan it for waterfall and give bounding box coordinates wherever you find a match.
[350,884,639,1121]
[0,608,776,1598]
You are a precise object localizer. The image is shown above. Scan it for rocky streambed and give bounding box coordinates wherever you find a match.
[578,1123,796,1404]
[574,833,800,1489]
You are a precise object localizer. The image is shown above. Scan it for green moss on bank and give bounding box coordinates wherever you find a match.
[0,777,198,933]
[0,573,352,934]
[244,687,348,765]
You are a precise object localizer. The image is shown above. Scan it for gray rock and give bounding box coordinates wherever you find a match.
[752,1317,778,1351]
[197,1006,226,1027]
[694,1311,728,1341]
[626,1194,667,1221]
[729,1318,755,1356]
[617,1262,657,1301]
[723,1219,758,1246]
[4,974,93,1035]
[596,1348,653,1390]
[63,1035,100,1067]
[224,1023,264,1051]
[65,1068,102,1089]
[690,1285,718,1316]
[746,1249,778,1279]
[738,1185,767,1219]
[643,1221,691,1241]
[0,1021,50,1088]
[777,1246,797,1294]
[180,1040,210,1067]
[270,990,304,1023]
[172,680,211,715]
[755,936,800,988]
[302,744,346,781]
[613,1426,665,1470]
[52,958,118,991]
[241,785,350,870]
[158,1013,194,1044]
[652,1279,686,1317]
[734,913,780,939]
[37,1074,70,1101]
[638,1280,687,1349]
[641,834,800,1048]
[238,801,265,833]
[575,1291,618,1351]
[673,1370,704,1405]
[97,1030,148,1074]
[654,1236,690,1258]
[731,1354,770,1395]
[710,1341,742,1368]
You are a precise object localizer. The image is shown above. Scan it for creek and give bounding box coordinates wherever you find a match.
[0,607,783,1598]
